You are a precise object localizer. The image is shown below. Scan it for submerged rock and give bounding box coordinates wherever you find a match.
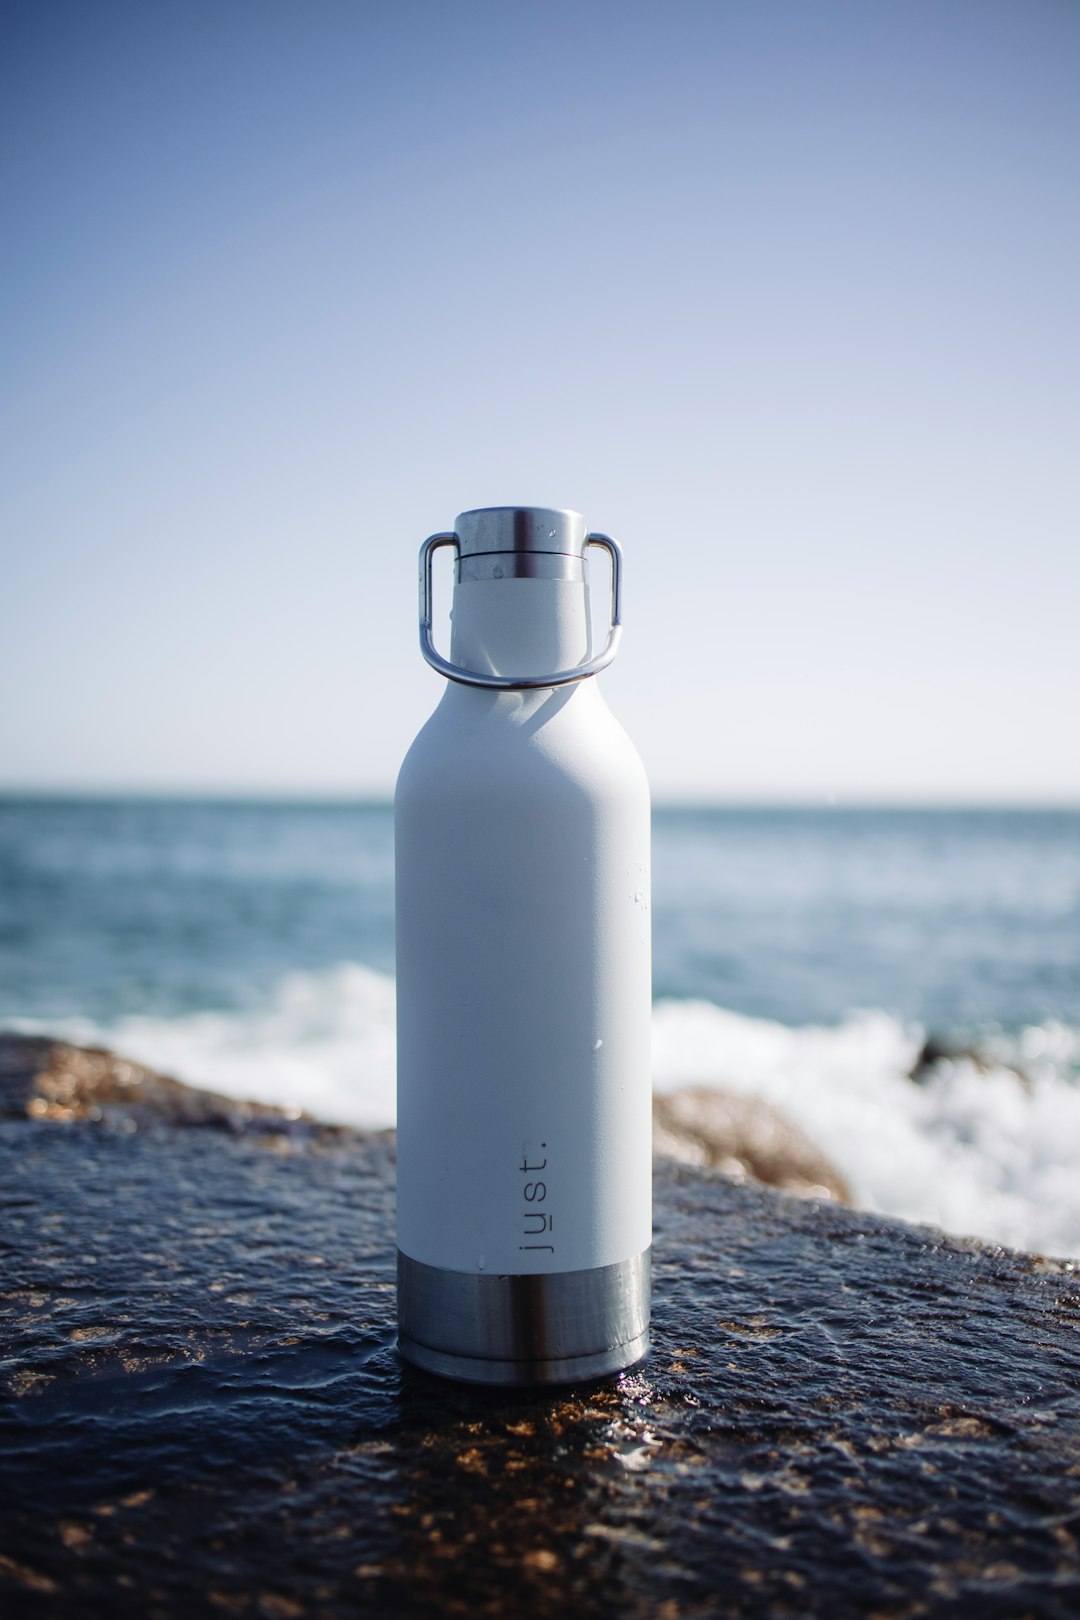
[653,1084,851,1202]
[1,1040,1078,1618]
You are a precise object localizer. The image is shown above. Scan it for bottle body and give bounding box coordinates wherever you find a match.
[395,553,652,1384]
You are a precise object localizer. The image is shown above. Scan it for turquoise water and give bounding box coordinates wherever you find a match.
[1,797,1076,1032]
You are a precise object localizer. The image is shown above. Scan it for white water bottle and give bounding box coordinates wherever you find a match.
[395,506,651,1385]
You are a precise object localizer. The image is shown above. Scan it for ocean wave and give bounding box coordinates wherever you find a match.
[653,999,1080,1258]
[16,961,1080,1258]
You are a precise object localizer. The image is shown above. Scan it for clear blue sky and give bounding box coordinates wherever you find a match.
[3,0,1078,802]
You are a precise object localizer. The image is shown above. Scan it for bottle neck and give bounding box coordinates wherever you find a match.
[449,576,593,685]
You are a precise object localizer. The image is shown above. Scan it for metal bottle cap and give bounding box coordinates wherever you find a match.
[454,506,587,561]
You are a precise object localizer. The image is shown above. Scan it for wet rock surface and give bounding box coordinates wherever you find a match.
[2,1059,1079,1617]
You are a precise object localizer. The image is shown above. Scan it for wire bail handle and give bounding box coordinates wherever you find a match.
[418,531,623,690]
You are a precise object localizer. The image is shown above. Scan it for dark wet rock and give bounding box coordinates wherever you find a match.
[909,1033,967,1079]
[653,1085,851,1203]
[1,1052,1079,1617]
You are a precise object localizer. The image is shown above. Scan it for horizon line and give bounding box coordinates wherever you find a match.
[1,785,1078,813]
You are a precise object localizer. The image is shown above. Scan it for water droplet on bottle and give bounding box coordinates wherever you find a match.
[477,1255,487,1270]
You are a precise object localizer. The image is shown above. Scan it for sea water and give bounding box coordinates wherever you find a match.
[1,798,1077,1255]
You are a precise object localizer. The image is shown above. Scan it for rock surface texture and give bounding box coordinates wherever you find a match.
[1,1041,1079,1618]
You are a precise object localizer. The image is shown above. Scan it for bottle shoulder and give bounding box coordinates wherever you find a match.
[396,680,649,809]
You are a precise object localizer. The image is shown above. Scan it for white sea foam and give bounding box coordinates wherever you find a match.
[26,961,1080,1258]
[39,963,398,1130]
[652,999,1080,1258]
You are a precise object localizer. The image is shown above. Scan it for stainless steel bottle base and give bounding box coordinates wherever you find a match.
[397,1248,651,1387]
